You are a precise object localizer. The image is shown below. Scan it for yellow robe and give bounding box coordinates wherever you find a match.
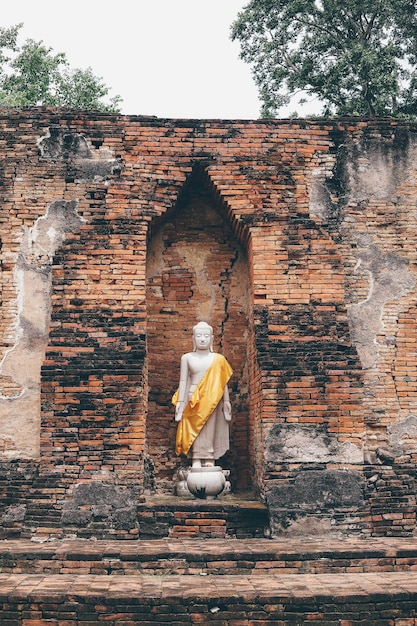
[173,353,233,456]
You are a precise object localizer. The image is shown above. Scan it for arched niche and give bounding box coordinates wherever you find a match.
[145,167,252,493]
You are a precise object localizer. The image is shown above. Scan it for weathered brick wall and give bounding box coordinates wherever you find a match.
[0,109,416,536]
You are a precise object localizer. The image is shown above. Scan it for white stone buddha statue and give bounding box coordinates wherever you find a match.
[173,322,232,468]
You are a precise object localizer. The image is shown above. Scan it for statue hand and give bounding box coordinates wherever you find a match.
[175,403,183,422]
[223,401,232,421]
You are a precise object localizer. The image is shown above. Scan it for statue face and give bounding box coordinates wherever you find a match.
[193,324,212,350]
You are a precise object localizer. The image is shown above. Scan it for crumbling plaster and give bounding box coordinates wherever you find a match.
[347,240,415,370]
[0,125,118,458]
[266,423,363,465]
[0,200,84,457]
[310,134,417,445]
[342,139,417,361]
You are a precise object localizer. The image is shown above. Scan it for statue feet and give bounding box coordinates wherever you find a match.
[192,458,215,468]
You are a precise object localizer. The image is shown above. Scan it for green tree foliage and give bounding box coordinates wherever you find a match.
[0,24,122,112]
[231,0,417,117]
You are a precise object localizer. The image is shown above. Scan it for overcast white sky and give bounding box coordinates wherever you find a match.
[3,0,265,119]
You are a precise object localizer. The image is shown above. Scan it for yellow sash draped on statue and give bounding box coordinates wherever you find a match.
[173,353,232,456]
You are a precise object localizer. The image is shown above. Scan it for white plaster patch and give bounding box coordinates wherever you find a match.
[266,424,363,464]
[0,200,85,458]
[388,415,417,451]
[309,167,331,222]
[347,244,415,369]
[176,241,216,321]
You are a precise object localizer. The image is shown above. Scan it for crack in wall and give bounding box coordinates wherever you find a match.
[219,249,239,351]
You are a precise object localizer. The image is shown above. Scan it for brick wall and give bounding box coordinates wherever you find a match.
[0,109,416,536]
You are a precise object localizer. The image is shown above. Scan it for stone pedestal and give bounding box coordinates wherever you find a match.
[186,466,226,499]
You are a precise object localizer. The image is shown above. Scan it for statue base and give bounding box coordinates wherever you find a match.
[186,466,226,499]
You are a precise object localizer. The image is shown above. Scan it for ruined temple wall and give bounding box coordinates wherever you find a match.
[0,112,126,461]
[305,123,417,536]
[309,124,417,458]
[0,110,417,535]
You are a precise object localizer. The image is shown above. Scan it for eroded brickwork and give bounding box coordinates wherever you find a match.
[0,110,416,537]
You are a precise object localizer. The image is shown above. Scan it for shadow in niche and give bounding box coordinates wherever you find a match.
[146,167,252,494]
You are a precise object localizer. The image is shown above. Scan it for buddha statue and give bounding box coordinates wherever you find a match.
[173,322,232,468]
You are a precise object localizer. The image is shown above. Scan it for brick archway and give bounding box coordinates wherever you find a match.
[145,167,252,493]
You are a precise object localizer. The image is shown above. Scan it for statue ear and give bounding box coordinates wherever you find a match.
[192,335,197,351]
[210,335,214,352]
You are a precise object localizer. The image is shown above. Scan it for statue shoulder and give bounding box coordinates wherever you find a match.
[216,353,233,376]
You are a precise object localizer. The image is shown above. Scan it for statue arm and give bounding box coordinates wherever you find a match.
[223,383,231,421]
[175,354,189,422]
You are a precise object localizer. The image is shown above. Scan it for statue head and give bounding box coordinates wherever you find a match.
[192,321,214,352]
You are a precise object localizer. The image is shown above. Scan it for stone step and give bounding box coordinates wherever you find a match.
[5,494,270,541]
[135,494,270,539]
[2,536,417,576]
[1,571,417,623]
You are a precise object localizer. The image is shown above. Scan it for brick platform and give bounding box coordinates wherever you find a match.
[137,495,269,540]
[2,536,417,576]
[4,494,269,541]
[1,571,417,624]
[1,537,417,623]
